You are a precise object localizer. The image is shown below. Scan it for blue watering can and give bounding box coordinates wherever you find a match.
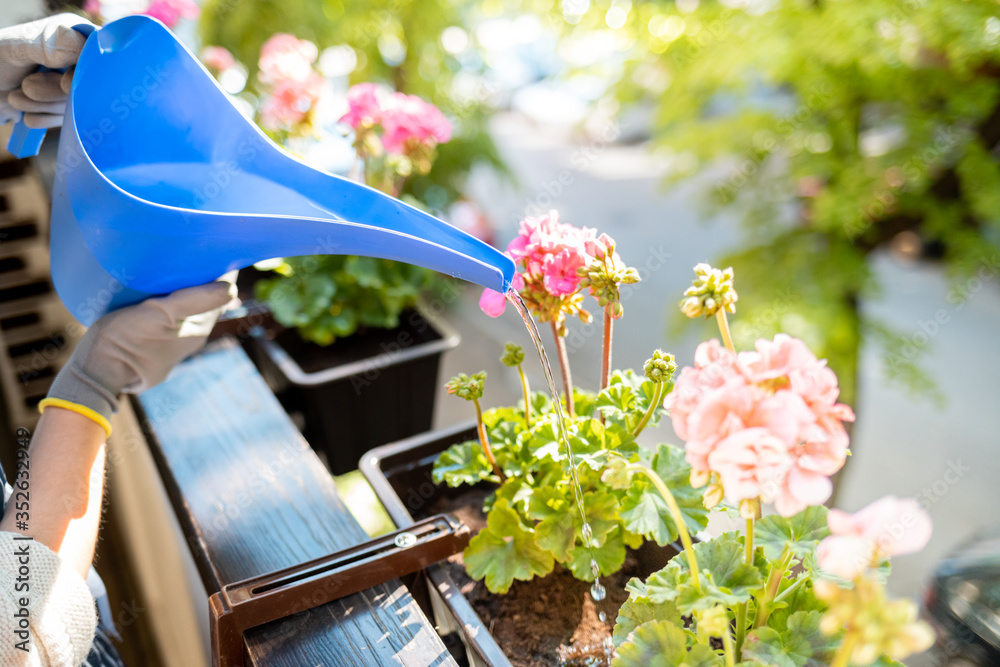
[21,15,513,325]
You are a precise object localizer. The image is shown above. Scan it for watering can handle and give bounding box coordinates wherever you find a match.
[6,23,97,159]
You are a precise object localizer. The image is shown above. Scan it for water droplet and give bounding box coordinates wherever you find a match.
[582,522,593,545]
[590,559,600,578]
[599,611,607,623]
[603,636,615,664]
[591,581,606,601]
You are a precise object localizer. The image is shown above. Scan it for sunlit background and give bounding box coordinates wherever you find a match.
[2,0,1000,664]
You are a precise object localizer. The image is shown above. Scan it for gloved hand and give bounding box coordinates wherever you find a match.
[40,281,239,436]
[0,14,95,130]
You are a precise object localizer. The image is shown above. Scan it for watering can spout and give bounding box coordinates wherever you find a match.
[49,15,514,325]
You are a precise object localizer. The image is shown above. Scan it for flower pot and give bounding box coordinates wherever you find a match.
[244,306,460,474]
[361,423,678,667]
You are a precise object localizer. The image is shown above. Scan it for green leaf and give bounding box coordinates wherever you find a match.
[597,382,639,422]
[755,506,830,562]
[567,525,627,581]
[614,579,684,645]
[743,611,840,667]
[766,575,826,632]
[620,445,709,546]
[432,439,493,487]
[612,621,722,667]
[463,498,554,593]
[650,444,710,533]
[531,488,619,561]
[675,532,765,611]
[620,483,677,546]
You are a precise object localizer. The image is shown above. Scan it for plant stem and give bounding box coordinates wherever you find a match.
[631,463,701,593]
[754,546,794,629]
[831,630,858,667]
[517,364,532,429]
[734,604,748,662]
[473,398,505,482]
[734,516,755,657]
[632,381,664,438]
[772,573,806,605]
[722,624,737,667]
[716,310,736,354]
[601,306,613,393]
[550,321,575,418]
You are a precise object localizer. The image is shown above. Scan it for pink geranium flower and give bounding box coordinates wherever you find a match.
[142,0,199,27]
[817,496,932,579]
[666,334,855,516]
[340,83,384,130]
[201,46,236,72]
[259,74,323,130]
[708,427,791,503]
[505,211,596,297]
[480,271,524,318]
[381,93,452,153]
[259,34,318,85]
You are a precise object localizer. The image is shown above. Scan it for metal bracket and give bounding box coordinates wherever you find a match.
[209,513,470,667]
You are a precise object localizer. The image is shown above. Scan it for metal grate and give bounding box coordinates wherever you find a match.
[0,125,76,438]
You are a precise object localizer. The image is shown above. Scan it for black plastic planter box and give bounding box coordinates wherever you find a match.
[245,307,459,474]
[361,423,678,667]
[361,422,513,667]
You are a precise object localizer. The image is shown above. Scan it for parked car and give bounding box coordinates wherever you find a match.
[923,525,1000,666]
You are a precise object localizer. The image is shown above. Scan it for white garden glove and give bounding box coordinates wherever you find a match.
[40,281,239,437]
[0,14,95,129]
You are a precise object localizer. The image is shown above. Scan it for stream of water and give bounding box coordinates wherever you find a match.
[507,291,613,665]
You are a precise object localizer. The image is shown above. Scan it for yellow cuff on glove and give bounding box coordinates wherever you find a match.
[38,397,113,438]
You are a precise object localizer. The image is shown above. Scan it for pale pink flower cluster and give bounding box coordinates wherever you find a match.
[141,0,200,27]
[257,34,324,131]
[201,46,236,73]
[817,496,932,579]
[666,334,856,516]
[479,211,597,317]
[339,84,453,154]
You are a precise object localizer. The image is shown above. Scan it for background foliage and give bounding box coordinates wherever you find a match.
[562,0,1000,404]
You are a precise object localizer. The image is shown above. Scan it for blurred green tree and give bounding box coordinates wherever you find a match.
[577,0,1000,405]
[200,0,507,206]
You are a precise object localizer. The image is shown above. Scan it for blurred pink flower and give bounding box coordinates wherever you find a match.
[505,211,596,298]
[84,0,101,15]
[201,46,236,72]
[340,83,383,130]
[479,271,523,318]
[259,74,323,130]
[667,334,855,516]
[259,34,318,85]
[141,0,199,27]
[707,427,791,504]
[381,93,452,153]
[818,496,932,579]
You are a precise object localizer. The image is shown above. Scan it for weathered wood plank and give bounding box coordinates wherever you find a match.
[136,339,456,666]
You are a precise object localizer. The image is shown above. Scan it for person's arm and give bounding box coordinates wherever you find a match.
[0,281,235,665]
[0,409,106,579]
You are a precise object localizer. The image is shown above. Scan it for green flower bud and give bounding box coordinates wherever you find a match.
[500,343,525,368]
[445,371,487,401]
[643,349,677,383]
[679,263,738,318]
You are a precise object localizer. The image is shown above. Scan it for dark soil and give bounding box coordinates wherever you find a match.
[420,488,664,667]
